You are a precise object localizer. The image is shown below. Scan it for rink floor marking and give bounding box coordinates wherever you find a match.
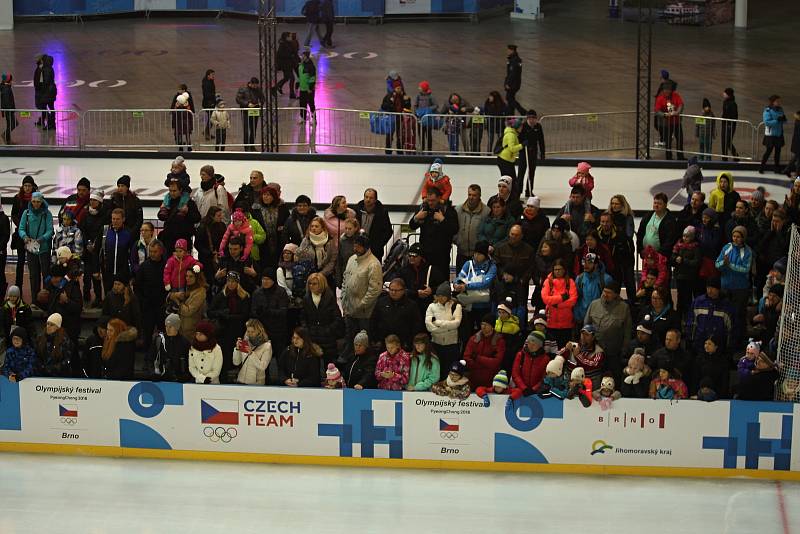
[776,480,791,534]
[1,442,800,481]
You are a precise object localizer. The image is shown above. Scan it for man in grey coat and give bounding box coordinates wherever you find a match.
[454,184,489,272]
[584,280,632,373]
[340,233,383,361]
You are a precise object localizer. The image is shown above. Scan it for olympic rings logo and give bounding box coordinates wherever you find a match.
[60,418,78,425]
[203,426,238,443]
[440,432,458,440]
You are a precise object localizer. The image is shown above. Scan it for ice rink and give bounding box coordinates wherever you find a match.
[0,452,796,533]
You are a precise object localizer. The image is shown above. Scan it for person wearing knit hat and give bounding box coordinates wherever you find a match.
[525,196,540,208]
[427,280,462,377]
[539,355,569,399]
[163,237,203,292]
[40,311,76,379]
[492,369,509,391]
[323,363,345,389]
[494,296,521,336]
[354,330,369,348]
[526,330,546,349]
[189,320,222,384]
[511,328,549,397]
[6,285,20,298]
[496,301,513,317]
[716,220,753,348]
[473,240,490,258]
[435,281,451,298]
[497,175,513,190]
[683,225,696,237]
[464,316,506,389]
[3,324,36,382]
[431,359,471,400]
[165,313,181,331]
[731,225,747,239]
[474,369,523,405]
[150,313,191,381]
[117,175,131,188]
[772,257,787,276]
[702,207,717,222]
[480,313,495,327]
[89,189,104,204]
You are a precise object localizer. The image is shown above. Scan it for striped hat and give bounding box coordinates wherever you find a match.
[492,370,509,390]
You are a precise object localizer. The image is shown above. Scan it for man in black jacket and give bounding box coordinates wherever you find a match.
[45,263,83,355]
[34,54,57,130]
[399,243,446,317]
[158,180,201,256]
[369,278,423,352]
[134,240,167,347]
[721,87,739,161]
[284,195,316,246]
[251,267,290,353]
[504,45,525,116]
[636,192,678,259]
[677,191,708,234]
[517,110,545,197]
[201,69,216,140]
[319,0,335,48]
[355,188,393,262]
[408,187,458,278]
[216,236,259,294]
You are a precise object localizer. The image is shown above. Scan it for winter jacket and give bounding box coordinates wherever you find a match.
[688,294,735,352]
[573,242,615,279]
[649,376,688,400]
[636,210,678,259]
[556,201,601,242]
[422,174,453,204]
[189,345,223,384]
[505,52,522,92]
[670,240,700,280]
[454,201,490,258]
[584,297,631,362]
[520,211,550,251]
[2,345,36,380]
[564,343,606,388]
[134,257,167,310]
[302,289,342,358]
[2,301,32,345]
[150,332,190,382]
[179,286,207,341]
[109,192,144,236]
[201,76,216,109]
[355,200,393,260]
[498,126,522,163]
[648,346,690,378]
[52,225,83,258]
[493,239,536,284]
[245,214,267,263]
[163,254,202,291]
[715,241,752,291]
[208,288,251,357]
[210,109,230,130]
[408,203,458,271]
[431,375,471,400]
[763,105,786,139]
[215,253,258,294]
[34,54,56,105]
[323,208,356,248]
[219,219,255,260]
[478,213,515,247]
[639,246,669,288]
[369,293,424,350]
[456,258,497,293]
[736,369,780,401]
[512,347,548,393]
[193,184,230,221]
[102,225,135,279]
[298,60,316,92]
[297,234,337,277]
[102,291,142,331]
[46,277,84,341]
[342,350,378,389]
[250,285,290,346]
[707,172,740,215]
[233,340,272,385]
[682,162,703,193]
[250,201,290,265]
[408,355,440,391]
[157,198,201,254]
[574,270,613,324]
[278,344,323,387]
[341,250,383,319]
[36,332,75,378]
[541,275,578,329]
[375,350,411,390]
[337,231,356,284]
[464,330,506,389]
[18,199,54,253]
[284,207,317,246]
[235,85,264,109]
[724,215,760,248]
[518,121,545,159]
[100,327,138,380]
[425,300,462,346]
[757,226,790,275]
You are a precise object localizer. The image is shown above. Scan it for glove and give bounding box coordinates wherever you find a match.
[505,396,516,413]
[165,284,171,291]
[482,395,491,408]
[192,264,201,274]
[561,293,569,301]
[523,387,534,397]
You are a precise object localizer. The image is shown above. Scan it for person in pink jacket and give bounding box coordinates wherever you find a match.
[163,238,203,292]
[639,244,669,288]
[540,259,578,351]
[375,334,410,390]
[219,208,254,260]
[323,195,356,247]
[568,161,594,199]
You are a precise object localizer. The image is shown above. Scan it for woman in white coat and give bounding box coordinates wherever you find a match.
[189,320,223,384]
[425,281,463,380]
[233,319,273,385]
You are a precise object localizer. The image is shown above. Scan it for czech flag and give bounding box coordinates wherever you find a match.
[439,419,459,431]
[201,399,239,425]
[59,404,78,417]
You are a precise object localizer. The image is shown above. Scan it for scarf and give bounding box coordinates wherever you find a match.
[309,231,328,268]
[260,205,279,252]
[192,337,216,352]
[446,374,469,388]
[246,334,266,348]
[18,191,32,207]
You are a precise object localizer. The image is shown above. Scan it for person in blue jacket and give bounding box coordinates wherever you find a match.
[759,94,787,174]
[453,240,497,334]
[17,191,53,299]
[573,253,612,327]
[715,225,753,348]
[2,326,36,382]
[687,277,735,354]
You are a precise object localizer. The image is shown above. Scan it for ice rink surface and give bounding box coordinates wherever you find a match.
[0,452,797,533]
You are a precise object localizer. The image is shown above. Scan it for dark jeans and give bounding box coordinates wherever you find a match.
[14,244,26,289]
[659,120,685,160]
[0,251,6,300]
[517,149,538,196]
[277,69,296,98]
[27,250,50,300]
[242,110,258,151]
[505,89,525,116]
[215,128,227,151]
[720,126,739,161]
[299,86,316,120]
[3,113,12,144]
[760,137,783,171]
[420,125,433,153]
[39,101,56,129]
[322,20,334,46]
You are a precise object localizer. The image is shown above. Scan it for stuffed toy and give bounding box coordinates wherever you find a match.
[431,359,471,400]
[692,377,717,402]
[738,339,761,379]
[648,368,688,400]
[566,367,592,407]
[538,355,569,400]
[592,373,621,410]
[623,348,651,385]
[476,370,522,407]
[323,363,346,389]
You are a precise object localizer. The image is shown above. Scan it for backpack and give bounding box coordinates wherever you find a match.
[214,178,235,211]
[291,260,314,299]
[382,238,409,281]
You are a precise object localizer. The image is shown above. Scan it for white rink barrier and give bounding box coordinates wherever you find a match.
[0,377,797,480]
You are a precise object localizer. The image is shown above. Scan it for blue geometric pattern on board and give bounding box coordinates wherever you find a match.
[318,389,403,459]
[504,395,564,432]
[127,382,184,419]
[0,377,22,431]
[494,433,549,463]
[119,419,172,450]
[702,401,793,470]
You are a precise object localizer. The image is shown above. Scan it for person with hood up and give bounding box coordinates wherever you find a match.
[760,94,787,174]
[708,171,740,229]
[421,159,452,205]
[33,54,56,130]
[681,157,703,199]
[414,81,437,152]
[497,118,523,194]
[18,191,53,299]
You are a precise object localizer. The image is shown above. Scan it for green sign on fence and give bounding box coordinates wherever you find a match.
[248,109,261,117]
[694,117,707,125]
[359,112,370,120]
[586,114,599,123]
[132,111,144,118]
[472,116,485,124]
[19,111,31,118]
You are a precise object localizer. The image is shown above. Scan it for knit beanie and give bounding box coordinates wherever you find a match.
[6,285,20,298]
[165,313,181,330]
[526,330,546,348]
[492,370,509,390]
[732,225,747,239]
[435,281,452,298]
[47,313,63,328]
[354,330,369,348]
[326,363,341,381]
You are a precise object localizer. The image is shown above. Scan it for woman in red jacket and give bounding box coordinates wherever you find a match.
[464,313,507,390]
[540,259,578,351]
[512,330,549,396]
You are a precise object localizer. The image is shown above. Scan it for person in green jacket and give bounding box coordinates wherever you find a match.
[497,118,523,196]
[18,191,54,299]
[406,333,440,391]
[298,48,317,124]
[246,212,267,265]
[478,197,515,248]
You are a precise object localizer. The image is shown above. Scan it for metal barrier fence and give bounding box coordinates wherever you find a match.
[649,113,758,161]
[755,121,796,169]
[0,108,80,149]
[82,109,194,150]
[2,106,782,163]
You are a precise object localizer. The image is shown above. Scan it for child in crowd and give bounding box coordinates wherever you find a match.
[567,367,592,407]
[568,161,595,207]
[431,359,471,400]
[475,370,522,406]
[539,355,569,399]
[492,267,527,326]
[407,333,440,392]
[421,159,452,204]
[2,326,36,382]
[696,98,715,160]
[323,363,346,389]
[163,239,203,292]
[738,339,762,381]
[494,300,520,336]
[52,209,83,259]
[531,311,558,357]
[375,334,410,390]
[512,331,549,397]
[210,97,230,151]
[189,320,223,384]
[640,245,669,289]
[162,156,192,211]
[3,286,32,346]
[681,156,703,198]
[219,208,254,260]
[671,225,700,316]
[649,368,688,400]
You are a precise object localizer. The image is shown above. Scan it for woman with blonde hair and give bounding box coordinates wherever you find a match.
[100,318,138,380]
[296,215,336,283]
[170,268,208,341]
[233,318,273,385]
[608,193,637,298]
[322,195,355,247]
[301,272,342,365]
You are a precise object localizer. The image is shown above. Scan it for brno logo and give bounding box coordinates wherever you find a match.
[597,410,666,430]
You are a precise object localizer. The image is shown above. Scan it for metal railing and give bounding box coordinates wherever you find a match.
[755,121,795,168]
[0,108,80,148]
[1,105,780,162]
